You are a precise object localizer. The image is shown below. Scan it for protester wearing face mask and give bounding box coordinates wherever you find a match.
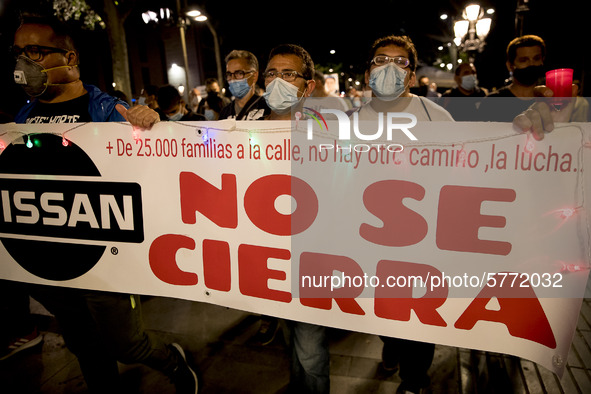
[262,44,316,120]
[348,35,453,394]
[201,93,225,120]
[441,63,487,121]
[350,35,453,123]
[218,50,270,120]
[196,78,230,118]
[478,35,547,122]
[218,49,275,349]
[9,15,199,394]
[259,43,331,394]
[13,18,159,128]
[157,84,205,121]
[137,84,160,111]
[188,87,202,113]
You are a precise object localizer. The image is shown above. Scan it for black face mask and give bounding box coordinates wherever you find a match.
[512,65,544,86]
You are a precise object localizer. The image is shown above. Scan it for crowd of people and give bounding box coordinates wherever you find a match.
[125,33,586,134]
[1,9,586,394]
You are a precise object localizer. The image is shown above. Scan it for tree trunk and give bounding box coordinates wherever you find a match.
[102,0,132,100]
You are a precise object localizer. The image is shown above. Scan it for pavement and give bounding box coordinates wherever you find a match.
[1,284,591,394]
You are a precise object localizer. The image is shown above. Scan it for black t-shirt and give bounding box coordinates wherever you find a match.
[477,87,534,122]
[181,110,206,121]
[24,94,92,124]
[441,87,486,98]
[219,94,270,120]
[441,87,486,121]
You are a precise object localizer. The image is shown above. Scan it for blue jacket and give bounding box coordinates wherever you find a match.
[15,83,129,123]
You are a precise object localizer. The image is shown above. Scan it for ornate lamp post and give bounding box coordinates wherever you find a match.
[454,4,494,62]
[141,5,191,97]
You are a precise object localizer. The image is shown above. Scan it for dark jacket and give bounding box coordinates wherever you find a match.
[15,84,128,123]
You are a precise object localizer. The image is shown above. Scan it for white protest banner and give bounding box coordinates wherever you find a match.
[0,119,589,377]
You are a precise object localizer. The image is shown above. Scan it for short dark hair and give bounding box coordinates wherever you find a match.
[454,63,475,76]
[110,90,130,105]
[157,85,181,112]
[225,50,259,71]
[143,84,158,96]
[205,78,219,87]
[367,35,418,72]
[313,70,325,85]
[17,14,77,52]
[506,35,546,64]
[267,44,315,80]
[206,94,225,113]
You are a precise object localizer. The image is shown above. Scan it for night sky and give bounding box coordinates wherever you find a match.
[199,0,587,92]
[0,0,588,118]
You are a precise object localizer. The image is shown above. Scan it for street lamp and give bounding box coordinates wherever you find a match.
[175,0,191,98]
[187,8,224,87]
[453,3,493,61]
[142,5,190,98]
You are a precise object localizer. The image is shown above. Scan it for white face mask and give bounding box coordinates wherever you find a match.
[460,74,477,91]
[263,77,304,115]
[168,107,184,121]
[368,63,408,100]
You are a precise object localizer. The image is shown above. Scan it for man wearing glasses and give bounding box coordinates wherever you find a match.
[354,35,453,123]
[259,43,330,393]
[8,14,197,394]
[353,35,453,394]
[262,43,316,120]
[12,17,158,128]
[219,50,270,121]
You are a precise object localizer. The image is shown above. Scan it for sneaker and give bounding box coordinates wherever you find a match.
[169,343,198,394]
[0,328,43,361]
[253,316,279,346]
[377,360,398,377]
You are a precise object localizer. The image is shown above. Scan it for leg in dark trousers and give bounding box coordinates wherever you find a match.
[289,322,330,394]
[30,286,180,393]
[0,280,43,362]
[380,336,434,393]
[0,280,35,344]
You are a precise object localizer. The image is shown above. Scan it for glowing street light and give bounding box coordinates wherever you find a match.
[186,10,201,18]
[454,20,469,41]
[454,3,493,60]
[141,11,158,24]
[187,8,223,85]
[160,8,171,20]
[465,4,481,21]
[141,5,190,97]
